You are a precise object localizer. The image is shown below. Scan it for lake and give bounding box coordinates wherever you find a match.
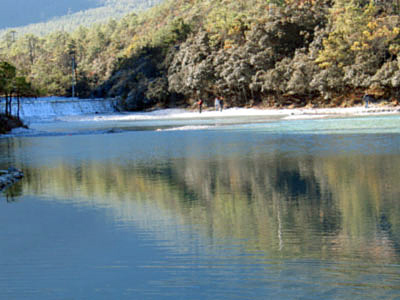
[1,110,400,299]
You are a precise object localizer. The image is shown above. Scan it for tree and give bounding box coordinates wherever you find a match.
[4,30,17,49]
[0,61,35,118]
[24,34,40,65]
[0,61,16,116]
[14,76,35,118]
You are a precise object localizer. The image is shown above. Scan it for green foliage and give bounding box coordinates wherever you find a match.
[0,61,36,117]
[0,61,16,99]
[316,1,366,69]
[150,18,191,48]
[2,0,400,109]
[314,0,400,97]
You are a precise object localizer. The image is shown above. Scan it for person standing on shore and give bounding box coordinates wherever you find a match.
[214,97,220,111]
[362,94,374,108]
[219,97,224,112]
[198,99,203,113]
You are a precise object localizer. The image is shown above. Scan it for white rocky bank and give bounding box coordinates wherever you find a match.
[0,168,24,190]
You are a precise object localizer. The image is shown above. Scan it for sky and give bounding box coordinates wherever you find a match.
[0,0,100,29]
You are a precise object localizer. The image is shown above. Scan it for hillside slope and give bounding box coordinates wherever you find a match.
[0,0,162,38]
[2,0,400,110]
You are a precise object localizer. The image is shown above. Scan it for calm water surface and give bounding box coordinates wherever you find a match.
[1,113,400,299]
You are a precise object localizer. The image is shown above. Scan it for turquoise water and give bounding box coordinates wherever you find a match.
[1,112,400,299]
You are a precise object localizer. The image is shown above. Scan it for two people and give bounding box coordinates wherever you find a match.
[197,96,224,113]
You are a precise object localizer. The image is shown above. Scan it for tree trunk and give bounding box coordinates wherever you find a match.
[17,96,20,119]
[9,95,12,116]
[7,94,13,117]
[242,86,248,105]
[5,95,9,116]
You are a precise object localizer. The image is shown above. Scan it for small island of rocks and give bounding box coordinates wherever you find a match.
[0,168,24,191]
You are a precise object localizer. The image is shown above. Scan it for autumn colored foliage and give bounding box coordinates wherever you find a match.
[2,0,400,109]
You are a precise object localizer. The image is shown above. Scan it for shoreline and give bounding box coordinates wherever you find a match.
[10,96,400,123]
[134,103,400,121]
[269,104,400,120]
[2,102,399,137]
[0,114,27,134]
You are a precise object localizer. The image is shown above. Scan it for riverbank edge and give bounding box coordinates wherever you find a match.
[181,102,400,118]
[0,168,24,191]
[0,114,27,134]
[260,103,400,118]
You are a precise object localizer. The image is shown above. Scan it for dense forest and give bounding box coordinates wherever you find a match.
[2,0,400,110]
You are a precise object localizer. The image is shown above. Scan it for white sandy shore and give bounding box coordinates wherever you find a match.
[279,104,400,120]
[15,96,400,122]
[209,104,400,118]
[87,104,400,122]
[5,103,400,137]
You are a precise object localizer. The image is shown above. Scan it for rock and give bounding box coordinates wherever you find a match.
[0,114,27,134]
[0,167,24,191]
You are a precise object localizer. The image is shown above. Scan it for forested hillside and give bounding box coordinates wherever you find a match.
[2,0,400,110]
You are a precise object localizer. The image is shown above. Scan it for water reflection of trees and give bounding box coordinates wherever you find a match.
[0,138,23,168]
[15,150,400,263]
[1,182,23,202]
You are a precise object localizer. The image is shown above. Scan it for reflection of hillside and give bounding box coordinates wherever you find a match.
[313,154,400,261]
[17,151,400,263]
